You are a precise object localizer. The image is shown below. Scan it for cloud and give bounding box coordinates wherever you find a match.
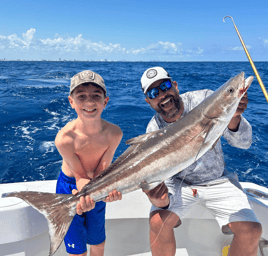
[262,39,268,47]
[131,41,203,57]
[0,29,204,60]
[228,45,251,51]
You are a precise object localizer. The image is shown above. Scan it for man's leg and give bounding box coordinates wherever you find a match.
[90,241,105,256]
[149,210,181,256]
[228,221,262,256]
[69,252,87,256]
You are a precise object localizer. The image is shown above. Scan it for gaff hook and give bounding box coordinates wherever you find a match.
[223,16,268,103]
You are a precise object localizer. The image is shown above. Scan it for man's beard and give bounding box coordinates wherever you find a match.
[156,95,181,119]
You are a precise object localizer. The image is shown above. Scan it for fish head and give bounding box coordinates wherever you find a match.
[203,72,253,121]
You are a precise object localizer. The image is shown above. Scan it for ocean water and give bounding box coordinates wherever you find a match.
[0,61,267,187]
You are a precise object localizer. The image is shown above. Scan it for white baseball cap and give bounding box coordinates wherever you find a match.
[141,67,171,93]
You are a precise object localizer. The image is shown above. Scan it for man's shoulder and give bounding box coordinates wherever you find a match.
[181,89,213,111]
[181,89,213,101]
[146,115,160,133]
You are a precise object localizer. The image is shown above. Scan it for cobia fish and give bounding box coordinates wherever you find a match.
[2,72,253,256]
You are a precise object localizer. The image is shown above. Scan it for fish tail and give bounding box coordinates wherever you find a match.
[2,191,77,256]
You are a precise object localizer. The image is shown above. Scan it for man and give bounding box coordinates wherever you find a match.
[141,66,262,256]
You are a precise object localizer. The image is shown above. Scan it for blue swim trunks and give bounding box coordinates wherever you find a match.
[56,171,106,255]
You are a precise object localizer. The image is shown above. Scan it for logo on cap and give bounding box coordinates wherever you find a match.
[80,70,95,81]
[146,69,157,79]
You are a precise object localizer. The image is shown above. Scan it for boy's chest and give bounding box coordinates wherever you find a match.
[74,134,110,166]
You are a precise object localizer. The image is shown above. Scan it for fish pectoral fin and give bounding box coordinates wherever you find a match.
[210,137,221,150]
[193,121,216,162]
[139,180,162,191]
[3,191,77,256]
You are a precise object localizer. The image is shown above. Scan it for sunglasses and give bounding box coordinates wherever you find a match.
[146,80,173,99]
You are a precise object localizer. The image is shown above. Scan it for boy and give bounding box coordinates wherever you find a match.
[55,70,123,256]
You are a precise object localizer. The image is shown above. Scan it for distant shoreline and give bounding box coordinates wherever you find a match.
[0,60,266,62]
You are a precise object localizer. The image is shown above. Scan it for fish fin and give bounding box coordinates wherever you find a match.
[139,180,162,190]
[210,137,221,150]
[125,130,159,145]
[193,121,216,162]
[3,191,77,256]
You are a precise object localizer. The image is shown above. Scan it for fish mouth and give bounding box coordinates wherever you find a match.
[239,76,253,97]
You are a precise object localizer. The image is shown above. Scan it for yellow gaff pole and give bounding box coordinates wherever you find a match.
[223,16,268,103]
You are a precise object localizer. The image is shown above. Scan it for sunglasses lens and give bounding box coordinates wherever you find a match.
[147,88,159,99]
[160,81,172,91]
[146,80,172,99]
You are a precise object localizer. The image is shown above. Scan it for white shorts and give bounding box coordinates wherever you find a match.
[150,172,260,234]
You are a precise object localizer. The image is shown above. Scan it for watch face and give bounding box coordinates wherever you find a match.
[146,69,157,79]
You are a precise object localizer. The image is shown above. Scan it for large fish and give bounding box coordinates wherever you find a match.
[2,72,253,256]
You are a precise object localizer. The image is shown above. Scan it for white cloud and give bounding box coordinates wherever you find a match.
[130,41,203,57]
[0,29,204,60]
[229,45,251,51]
[262,39,268,46]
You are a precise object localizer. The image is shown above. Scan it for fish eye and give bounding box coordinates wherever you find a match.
[227,87,234,93]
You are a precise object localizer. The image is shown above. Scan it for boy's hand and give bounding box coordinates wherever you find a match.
[76,178,91,192]
[104,189,122,202]
[72,189,95,215]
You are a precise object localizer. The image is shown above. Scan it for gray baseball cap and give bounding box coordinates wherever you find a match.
[70,70,107,95]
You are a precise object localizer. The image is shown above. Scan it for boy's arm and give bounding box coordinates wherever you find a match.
[55,132,91,191]
[94,125,123,203]
[93,125,123,178]
[72,124,123,214]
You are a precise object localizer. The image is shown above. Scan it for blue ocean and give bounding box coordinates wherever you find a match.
[0,61,267,187]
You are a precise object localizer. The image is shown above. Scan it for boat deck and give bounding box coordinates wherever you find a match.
[1,180,268,256]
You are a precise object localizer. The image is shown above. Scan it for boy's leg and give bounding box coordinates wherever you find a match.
[86,201,106,255]
[56,171,88,255]
[90,241,105,256]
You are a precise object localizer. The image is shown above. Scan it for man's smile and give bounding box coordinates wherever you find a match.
[160,96,174,109]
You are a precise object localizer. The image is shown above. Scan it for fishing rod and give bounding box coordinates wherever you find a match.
[223,15,268,103]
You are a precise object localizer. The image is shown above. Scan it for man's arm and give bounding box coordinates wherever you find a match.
[143,182,169,208]
[224,92,252,149]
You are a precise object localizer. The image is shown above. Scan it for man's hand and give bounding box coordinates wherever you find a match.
[72,189,95,215]
[228,92,249,131]
[142,182,169,209]
[104,189,122,202]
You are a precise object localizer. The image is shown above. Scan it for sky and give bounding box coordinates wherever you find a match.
[1,0,268,61]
